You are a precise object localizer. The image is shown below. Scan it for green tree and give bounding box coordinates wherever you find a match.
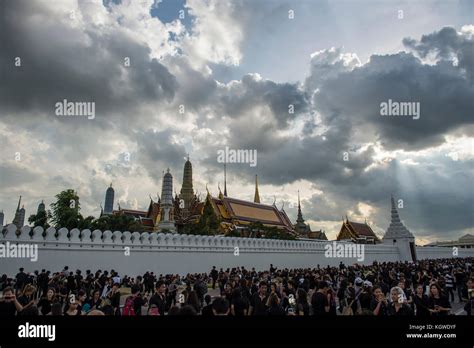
[247,221,264,238]
[194,198,220,235]
[28,210,51,229]
[78,215,95,230]
[91,214,142,232]
[50,189,83,229]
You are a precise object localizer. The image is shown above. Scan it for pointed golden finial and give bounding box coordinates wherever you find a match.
[218,183,224,200]
[254,174,260,204]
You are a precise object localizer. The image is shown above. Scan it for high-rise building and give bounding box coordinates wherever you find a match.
[104,183,115,215]
[0,210,4,226]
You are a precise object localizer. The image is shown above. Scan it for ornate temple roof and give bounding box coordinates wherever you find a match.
[383,195,414,240]
[112,209,147,218]
[207,195,295,232]
[337,218,380,243]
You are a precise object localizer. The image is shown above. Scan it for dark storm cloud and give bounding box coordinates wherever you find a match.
[311,28,474,151]
[134,129,187,185]
[217,74,308,128]
[403,26,474,79]
[0,0,177,122]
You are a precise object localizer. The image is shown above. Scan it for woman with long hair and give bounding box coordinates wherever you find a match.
[413,284,430,317]
[185,290,201,314]
[17,284,36,311]
[64,301,81,316]
[295,288,310,316]
[87,290,102,311]
[266,293,285,316]
[37,288,56,316]
[428,283,451,316]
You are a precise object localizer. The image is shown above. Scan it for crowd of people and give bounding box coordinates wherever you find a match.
[0,258,472,316]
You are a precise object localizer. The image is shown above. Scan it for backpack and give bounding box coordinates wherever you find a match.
[122,296,136,316]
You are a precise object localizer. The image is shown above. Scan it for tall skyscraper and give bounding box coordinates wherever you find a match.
[0,210,4,226]
[104,183,115,215]
[179,155,194,213]
[160,169,175,231]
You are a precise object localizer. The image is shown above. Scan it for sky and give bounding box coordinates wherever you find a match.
[0,0,473,244]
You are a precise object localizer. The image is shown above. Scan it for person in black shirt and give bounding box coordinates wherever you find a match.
[87,290,102,311]
[455,269,467,302]
[17,284,36,312]
[108,283,121,316]
[428,284,451,316]
[0,287,23,316]
[249,282,268,315]
[37,288,56,316]
[312,281,330,316]
[210,266,218,290]
[413,284,430,317]
[149,280,167,316]
[359,282,372,311]
[231,289,248,316]
[295,288,309,316]
[131,286,147,316]
[464,278,474,315]
[370,286,388,316]
[67,272,76,293]
[266,293,285,316]
[201,295,214,316]
[212,297,229,316]
[15,268,27,292]
[387,287,413,316]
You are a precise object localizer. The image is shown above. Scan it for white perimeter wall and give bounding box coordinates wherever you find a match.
[1,225,473,276]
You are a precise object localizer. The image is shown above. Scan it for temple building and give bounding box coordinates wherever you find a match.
[423,234,474,249]
[293,191,327,240]
[112,198,161,232]
[37,200,45,214]
[110,169,177,232]
[382,195,417,261]
[12,196,25,229]
[179,156,194,215]
[159,169,176,232]
[203,189,296,236]
[336,217,380,244]
[102,158,326,239]
[383,196,415,242]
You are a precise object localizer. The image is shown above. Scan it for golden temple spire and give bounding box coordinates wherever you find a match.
[254,174,260,204]
[224,163,228,197]
[218,183,224,200]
